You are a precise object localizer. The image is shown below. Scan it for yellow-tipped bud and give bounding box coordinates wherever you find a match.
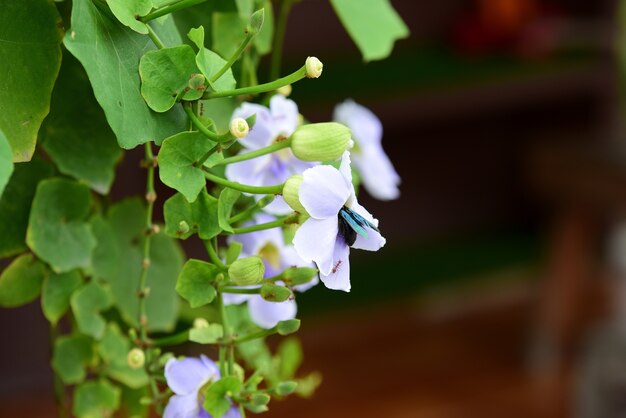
[283,175,307,214]
[277,84,292,97]
[305,56,323,78]
[230,117,249,139]
[290,122,351,162]
[193,318,209,329]
[127,348,145,369]
[228,256,265,286]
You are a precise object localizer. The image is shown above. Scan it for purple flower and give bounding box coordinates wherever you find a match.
[293,152,386,292]
[163,355,240,418]
[333,100,400,200]
[226,96,315,215]
[224,215,317,328]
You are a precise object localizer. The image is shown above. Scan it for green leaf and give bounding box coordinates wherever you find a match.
[71,281,113,339]
[276,319,300,336]
[235,0,254,18]
[108,0,152,34]
[176,259,219,308]
[188,26,236,92]
[253,1,273,55]
[203,376,242,418]
[0,0,62,162]
[211,13,246,59]
[52,334,93,385]
[139,45,200,112]
[0,253,45,308]
[217,188,241,233]
[0,131,13,197]
[0,157,52,258]
[42,270,83,325]
[64,0,187,149]
[26,178,96,273]
[73,379,121,418]
[42,53,122,194]
[158,131,217,202]
[260,283,292,302]
[225,241,243,265]
[329,0,409,61]
[163,190,221,240]
[99,324,149,389]
[189,323,224,344]
[90,215,120,282]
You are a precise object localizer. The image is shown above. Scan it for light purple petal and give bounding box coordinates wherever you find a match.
[248,296,297,329]
[270,95,299,137]
[223,292,253,305]
[233,103,274,150]
[163,394,201,418]
[222,406,243,418]
[333,100,382,148]
[349,200,379,228]
[339,151,353,187]
[261,195,293,215]
[299,165,350,219]
[352,227,386,251]
[353,146,400,201]
[164,357,219,396]
[229,215,283,256]
[293,217,338,275]
[320,238,351,292]
[225,155,272,188]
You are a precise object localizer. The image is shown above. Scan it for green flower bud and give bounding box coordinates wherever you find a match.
[283,175,307,214]
[193,318,209,329]
[281,267,318,287]
[276,381,298,396]
[230,117,249,139]
[127,348,145,369]
[178,220,190,234]
[260,283,292,302]
[305,56,323,78]
[247,8,265,35]
[277,84,292,97]
[228,256,265,286]
[277,319,300,335]
[252,393,271,406]
[290,122,351,162]
[188,73,206,93]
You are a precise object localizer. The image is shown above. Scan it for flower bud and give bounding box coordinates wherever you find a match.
[247,8,265,35]
[277,84,292,97]
[290,122,351,162]
[305,56,323,78]
[283,175,307,214]
[178,220,190,234]
[228,256,265,286]
[193,318,209,329]
[281,267,318,287]
[260,283,292,302]
[276,381,298,395]
[230,117,249,139]
[277,319,300,335]
[188,73,206,92]
[127,348,145,369]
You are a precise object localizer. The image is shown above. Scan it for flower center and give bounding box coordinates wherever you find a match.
[338,206,378,247]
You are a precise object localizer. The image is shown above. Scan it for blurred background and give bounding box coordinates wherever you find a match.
[5,0,626,416]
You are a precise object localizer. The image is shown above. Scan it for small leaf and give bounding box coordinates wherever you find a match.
[52,334,93,385]
[253,1,273,55]
[176,259,219,308]
[276,319,300,336]
[217,188,241,233]
[0,130,13,196]
[203,376,242,418]
[158,131,218,202]
[73,379,121,418]
[329,0,409,61]
[99,324,150,389]
[42,270,83,325]
[225,241,242,265]
[139,45,200,112]
[71,281,113,339]
[189,323,224,344]
[26,178,96,273]
[108,0,152,34]
[188,26,236,92]
[0,253,45,308]
[163,190,221,240]
[260,283,292,302]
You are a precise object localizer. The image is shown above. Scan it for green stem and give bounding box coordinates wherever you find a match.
[140,0,209,22]
[269,0,296,80]
[217,293,233,375]
[221,287,261,295]
[203,65,307,99]
[213,138,291,167]
[234,326,278,344]
[197,144,222,166]
[151,330,190,347]
[231,215,296,235]
[203,170,284,195]
[183,103,233,143]
[146,25,165,50]
[211,33,255,83]
[204,239,227,270]
[228,195,274,224]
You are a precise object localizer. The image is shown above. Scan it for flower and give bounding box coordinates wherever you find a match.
[226,96,315,215]
[163,355,240,418]
[224,214,317,328]
[333,100,400,200]
[292,152,386,292]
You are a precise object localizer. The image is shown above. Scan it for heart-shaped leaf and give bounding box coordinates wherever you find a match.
[164,189,221,240]
[176,259,219,308]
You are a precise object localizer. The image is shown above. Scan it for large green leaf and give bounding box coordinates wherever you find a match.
[99,324,149,389]
[64,0,187,148]
[0,0,63,161]
[176,259,219,308]
[0,253,46,308]
[42,270,83,325]
[158,131,219,202]
[26,178,96,273]
[0,157,53,258]
[0,131,13,197]
[108,0,153,35]
[42,53,122,194]
[71,281,113,339]
[188,26,236,92]
[217,187,240,233]
[329,0,409,61]
[163,190,221,240]
[73,379,121,418]
[52,334,94,385]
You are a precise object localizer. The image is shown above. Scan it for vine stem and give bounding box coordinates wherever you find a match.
[211,32,255,83]
[183,103,233,143]
[212,138,291,167]
[269,0,296,80]
[203,170,284,195]
[230,215,297,235]
[140,0,209,23]
[146,25,165,50]
[202,65,307,99]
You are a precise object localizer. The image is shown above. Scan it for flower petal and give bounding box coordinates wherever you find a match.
[261,195,293,215]
[350,200,379,228]
[164,356,219,396]
[163,394,201,418]
[233,103,275,150]
[293,217,338,275]
[353,146,400,201]
[270,95,299,137]
[333,99,383,148]
[225,155,272,188]
[352,226,386,251]
[248,296,297,329]
[320,238,351,292]
[299,165,350,219]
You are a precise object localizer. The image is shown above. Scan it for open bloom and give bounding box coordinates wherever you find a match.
[293,152,386,292]
[163,355,240,418]
[224,215,317,328]
[333,100,400,200]
[226,96,315,215]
